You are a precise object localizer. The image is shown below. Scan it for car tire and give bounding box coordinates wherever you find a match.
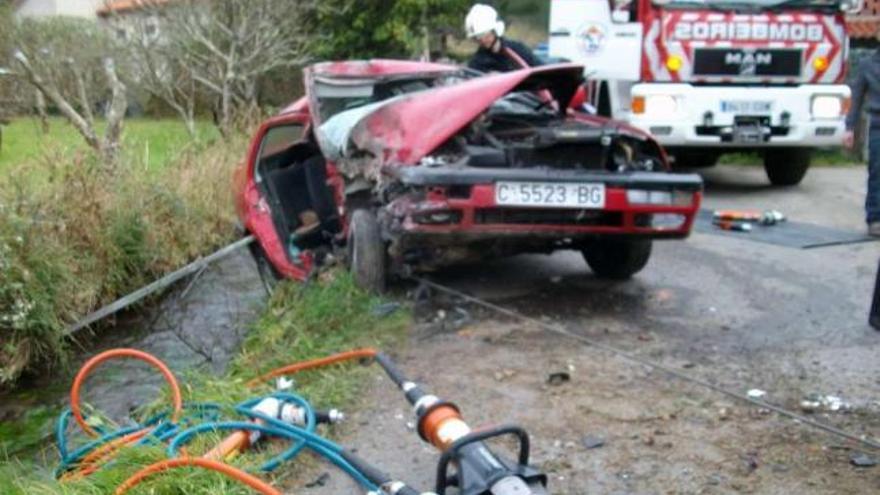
[582,239,652,279]
[764,148,811,186]
[249,242,281,297]
[347,209,386,293]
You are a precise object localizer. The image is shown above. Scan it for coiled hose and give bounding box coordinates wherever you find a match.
[56,347,382,494]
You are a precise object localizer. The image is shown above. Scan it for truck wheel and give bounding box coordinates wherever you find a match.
[249,242,281,297]
[347,209,386,293]
[764,148,811,186]
[582,239,652,279]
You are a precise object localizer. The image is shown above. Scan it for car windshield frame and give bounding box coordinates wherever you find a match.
[312,70,475,124]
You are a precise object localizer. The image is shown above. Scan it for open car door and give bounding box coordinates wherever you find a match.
[244,115,341,284]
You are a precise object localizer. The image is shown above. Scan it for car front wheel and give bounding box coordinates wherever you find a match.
[347,209,387,293]
[582,239,652,279]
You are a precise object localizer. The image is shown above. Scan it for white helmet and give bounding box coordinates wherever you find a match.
[465,4,505,38]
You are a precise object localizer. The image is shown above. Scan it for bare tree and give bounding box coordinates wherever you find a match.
[119,11,199,137]
[146,0,313,135]
[11,18,128,169]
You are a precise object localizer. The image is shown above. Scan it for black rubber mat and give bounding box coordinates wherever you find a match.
[695,209,879,249]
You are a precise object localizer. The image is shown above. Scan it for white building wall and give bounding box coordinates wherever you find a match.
[14,0,104,19]
[55,0,105,19]
[14,0,59,18]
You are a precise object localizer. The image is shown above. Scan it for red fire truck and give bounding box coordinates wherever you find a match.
[549,0,862,185]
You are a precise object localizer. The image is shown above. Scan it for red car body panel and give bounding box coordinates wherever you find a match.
[349,65,581,166]
[235,60,703,282]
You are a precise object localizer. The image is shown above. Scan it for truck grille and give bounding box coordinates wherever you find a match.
[692,48,801,77]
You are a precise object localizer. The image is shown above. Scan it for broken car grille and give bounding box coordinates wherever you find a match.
[474,208,622,226]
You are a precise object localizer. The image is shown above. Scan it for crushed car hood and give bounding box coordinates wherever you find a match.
[318,64,584,167]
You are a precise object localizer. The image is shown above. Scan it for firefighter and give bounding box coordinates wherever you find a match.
[845,49,880,237]
[465,4,540,73]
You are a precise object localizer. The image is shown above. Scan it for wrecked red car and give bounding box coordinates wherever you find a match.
[234,60,703,291]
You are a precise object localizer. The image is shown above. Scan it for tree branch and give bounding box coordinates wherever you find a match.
[14,50,99,151]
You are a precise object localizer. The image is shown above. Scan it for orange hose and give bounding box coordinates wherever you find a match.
[70,348,183,437]
[203,430,251,461]
[61,429,152,481]
[114,458,283,495]
[246,347,378,387]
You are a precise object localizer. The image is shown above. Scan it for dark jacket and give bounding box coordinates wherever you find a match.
[467,38,541,73]
[847,50,880,130]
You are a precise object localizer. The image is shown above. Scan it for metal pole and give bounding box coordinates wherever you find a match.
[65,236,254,336]
[871,256,880,330]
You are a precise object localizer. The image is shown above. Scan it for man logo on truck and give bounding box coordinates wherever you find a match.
[724,51,773,76]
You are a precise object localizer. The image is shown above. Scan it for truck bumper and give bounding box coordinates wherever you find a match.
[627,83,850,148]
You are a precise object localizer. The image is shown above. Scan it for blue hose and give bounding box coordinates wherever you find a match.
[167,393,377,491]
[54,403,221,478]
[55,393,376,491]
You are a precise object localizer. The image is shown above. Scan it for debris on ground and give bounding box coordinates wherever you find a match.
[799,393,851,413]
[547,372,571,386]
[581,435,606,450]
[371,302,401,317]
[493,369,517,381]
[849,452,877,468]
[747,389,767,399]
[742,451,760,473]
[305,472,331,488]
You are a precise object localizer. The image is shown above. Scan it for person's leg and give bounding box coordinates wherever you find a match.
[867,127,880,227]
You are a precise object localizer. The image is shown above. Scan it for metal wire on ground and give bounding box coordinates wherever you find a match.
[411,276,880,452]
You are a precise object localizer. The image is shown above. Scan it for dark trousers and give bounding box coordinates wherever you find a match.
[868,126,880,223]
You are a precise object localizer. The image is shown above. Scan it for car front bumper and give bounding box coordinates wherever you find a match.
[385,166,703,241]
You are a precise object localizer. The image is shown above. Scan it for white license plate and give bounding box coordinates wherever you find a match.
[720,100,772,113]
[495,181,605,208]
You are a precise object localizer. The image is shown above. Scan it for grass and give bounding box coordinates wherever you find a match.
[718,148,863,167]
[0,116,241,385]
[0,118,220,173]
[0,272,411,494]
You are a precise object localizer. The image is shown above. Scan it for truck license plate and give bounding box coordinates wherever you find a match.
[495,181,605,208]
[720,100,772,113]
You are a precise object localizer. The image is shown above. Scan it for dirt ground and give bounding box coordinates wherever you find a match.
[295,165,880,494]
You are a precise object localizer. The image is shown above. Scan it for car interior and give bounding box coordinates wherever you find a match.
[256,126,339,257]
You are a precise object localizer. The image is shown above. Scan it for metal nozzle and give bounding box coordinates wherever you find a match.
[491,476,548,495]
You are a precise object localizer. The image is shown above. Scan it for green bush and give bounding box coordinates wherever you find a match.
[0,126,242,385]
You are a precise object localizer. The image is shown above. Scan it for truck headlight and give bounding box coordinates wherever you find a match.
[811,95,843,119]
[637,95,678,119]
[840,0,862,13]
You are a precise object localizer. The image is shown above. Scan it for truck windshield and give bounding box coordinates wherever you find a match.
[656,0,842,11]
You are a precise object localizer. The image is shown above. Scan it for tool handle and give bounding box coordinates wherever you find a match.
[435,425,530,495]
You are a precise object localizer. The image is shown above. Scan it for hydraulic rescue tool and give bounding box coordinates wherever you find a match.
[375,352,549,495]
